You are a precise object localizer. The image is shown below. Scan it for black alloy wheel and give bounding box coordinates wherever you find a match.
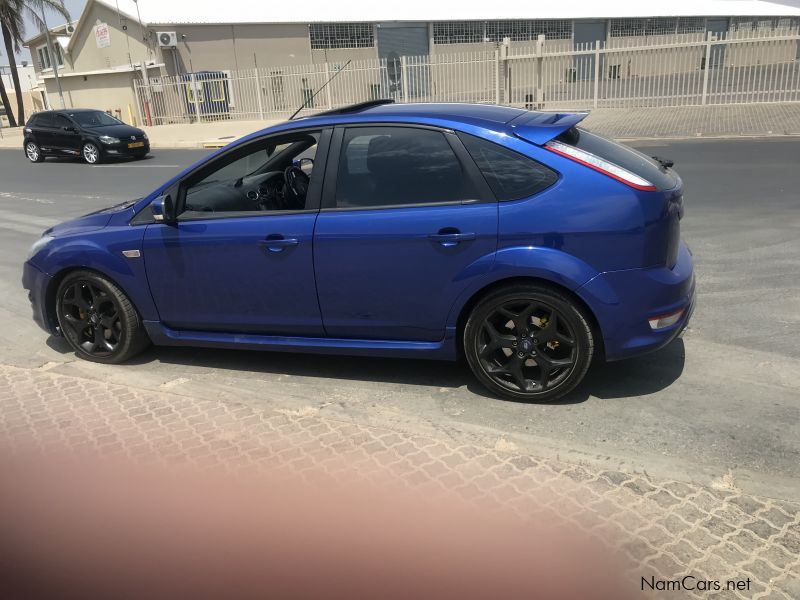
[56,271,149,363]
[464,284,594,402]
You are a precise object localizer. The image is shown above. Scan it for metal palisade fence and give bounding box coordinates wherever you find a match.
[134,28,800,125]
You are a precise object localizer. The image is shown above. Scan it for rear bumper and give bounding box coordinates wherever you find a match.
[22,260,56,335]
[577,240,695,361]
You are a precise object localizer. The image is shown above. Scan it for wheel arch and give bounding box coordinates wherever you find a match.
[44,266,145,334]
[453,276,605,360]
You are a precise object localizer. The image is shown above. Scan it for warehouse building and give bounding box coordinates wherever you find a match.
[23,0,800,124]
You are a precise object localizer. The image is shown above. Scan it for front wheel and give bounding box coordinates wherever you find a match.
[82,141,101,164]
[55,271,149,363]
[464,284,594,402]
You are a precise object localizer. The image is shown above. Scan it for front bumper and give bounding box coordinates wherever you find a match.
[103,141,150,157]
[22,260,57,335]
[578,241,696,361]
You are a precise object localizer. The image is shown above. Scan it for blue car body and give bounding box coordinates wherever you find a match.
[23,102,695,365]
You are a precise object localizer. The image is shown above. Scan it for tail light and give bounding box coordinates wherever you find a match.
[545,140,657,192]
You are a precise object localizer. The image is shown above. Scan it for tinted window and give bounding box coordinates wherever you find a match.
[181,132,319,216]
[53,114,73,129]
[36,113,55,127]
[557,127,678,190]
[459,133,558,200]
[335,127,474,208]
[69,111,122,127]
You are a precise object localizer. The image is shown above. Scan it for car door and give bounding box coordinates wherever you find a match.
[313,124,498,342]
[52,114,81,153]
[33,112,57,150]
[141,128,330,335]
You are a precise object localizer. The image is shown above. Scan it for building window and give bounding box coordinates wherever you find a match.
[433,21,485,44]
[36,44,64,70]
[610,17,706,37]
[732,16,800,32]
[309,23,374,50]
[434,20,572,44]
[485,20,573,42]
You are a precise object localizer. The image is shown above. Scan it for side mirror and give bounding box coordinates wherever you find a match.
[151,194,176,224]
[296,157,314,175]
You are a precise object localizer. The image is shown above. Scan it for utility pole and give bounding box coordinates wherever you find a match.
[41,7,65,108]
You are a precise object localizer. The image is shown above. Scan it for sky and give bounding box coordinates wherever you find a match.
[0,0,86,66]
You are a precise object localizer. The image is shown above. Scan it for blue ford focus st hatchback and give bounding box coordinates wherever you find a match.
[22,101,694,401]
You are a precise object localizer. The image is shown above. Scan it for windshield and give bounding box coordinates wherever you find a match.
[69,111,122,127]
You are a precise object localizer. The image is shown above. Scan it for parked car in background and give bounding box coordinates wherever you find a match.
[22,100,694,402]
[23,109,149,164]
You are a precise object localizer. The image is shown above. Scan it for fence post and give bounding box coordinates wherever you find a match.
[500,37,510,105]
[254,68,264,120]
[190,72,202,123]
[401,56,409,103]
[494,48,501,105]
[535,34,545,107]
[324,63,333,109]
[701,31,713,105]
[593,41,601,109]
[133,80,144,127]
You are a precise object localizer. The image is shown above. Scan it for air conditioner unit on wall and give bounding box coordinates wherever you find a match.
[157,32,178,48]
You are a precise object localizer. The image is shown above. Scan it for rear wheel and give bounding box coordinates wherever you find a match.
[464,284,594,402]
[25,141,45,163]
[82,142,101,164]
[55,271,149,363]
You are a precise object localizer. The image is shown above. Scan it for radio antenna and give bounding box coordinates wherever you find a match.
[289,59,353,120]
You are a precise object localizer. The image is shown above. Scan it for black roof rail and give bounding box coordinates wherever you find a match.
[298,99,395,119]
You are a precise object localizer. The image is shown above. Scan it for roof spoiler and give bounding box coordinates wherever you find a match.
[508,111,589,146]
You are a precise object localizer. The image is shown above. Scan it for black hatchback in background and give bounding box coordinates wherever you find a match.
[23,109,149,164]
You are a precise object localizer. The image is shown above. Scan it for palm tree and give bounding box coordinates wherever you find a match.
[0,0,69,126]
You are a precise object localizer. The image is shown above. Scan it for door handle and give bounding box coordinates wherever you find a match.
[258,235,299,253]
[428,229,477,247]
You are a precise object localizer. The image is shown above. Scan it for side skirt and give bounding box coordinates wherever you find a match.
[143,321,459,361]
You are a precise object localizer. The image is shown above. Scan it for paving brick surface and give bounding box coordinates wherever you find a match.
[1,363,798,599]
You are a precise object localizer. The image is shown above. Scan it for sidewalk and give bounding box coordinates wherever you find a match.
[2,103,800,150]
[2,362,798,599]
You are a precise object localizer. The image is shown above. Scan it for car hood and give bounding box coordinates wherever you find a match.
[45,199,138,237]
[84,124,144,139]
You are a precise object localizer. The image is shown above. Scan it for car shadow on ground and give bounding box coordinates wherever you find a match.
[47,335,686,405]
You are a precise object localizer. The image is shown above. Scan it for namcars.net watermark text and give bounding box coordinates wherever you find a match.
[643,575,751,593]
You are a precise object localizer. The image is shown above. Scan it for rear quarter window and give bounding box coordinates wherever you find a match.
[459,133,558,201]
[557,128,678,191]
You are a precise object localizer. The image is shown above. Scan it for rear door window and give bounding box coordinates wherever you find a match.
[459,133,558,200]
[36,113,55,128]
[335,126,476,209]
[557,128,677,190]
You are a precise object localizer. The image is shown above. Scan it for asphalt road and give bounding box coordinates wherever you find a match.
[1,139,798,499]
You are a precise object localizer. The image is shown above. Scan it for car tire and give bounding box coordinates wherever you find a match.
[55,270,150,364]
[82,141,102,164]
[464,283,594,402]
[25,141,45,163]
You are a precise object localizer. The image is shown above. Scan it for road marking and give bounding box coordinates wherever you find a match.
[93,164,181,168]
[0,191,54,205]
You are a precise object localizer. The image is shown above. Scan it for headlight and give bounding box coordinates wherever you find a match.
[142,132,148,140]
[99,135,120,145]
[28,235,54,260]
